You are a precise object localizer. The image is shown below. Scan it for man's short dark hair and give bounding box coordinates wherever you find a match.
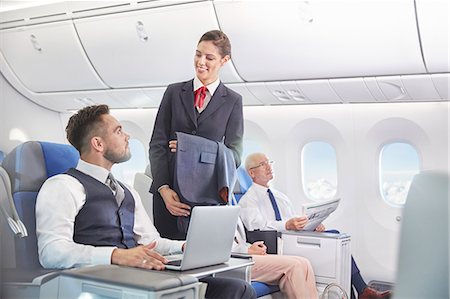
[66,104,109,154]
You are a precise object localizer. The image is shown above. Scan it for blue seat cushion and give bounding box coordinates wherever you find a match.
[13,191,41,269]
[252,281,280,297]
[39,141,79,178]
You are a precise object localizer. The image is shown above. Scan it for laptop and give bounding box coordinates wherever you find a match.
[165,205,240,271]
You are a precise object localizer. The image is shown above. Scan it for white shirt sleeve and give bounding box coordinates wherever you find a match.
[36,174,115,269]
[239,185,287,231]
[231,218,251,254]
[36,175,183,270]
[239,184,299,232]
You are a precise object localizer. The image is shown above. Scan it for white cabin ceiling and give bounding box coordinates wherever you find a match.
[0,0,448,112]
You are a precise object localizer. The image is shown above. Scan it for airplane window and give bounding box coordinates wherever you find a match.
[379,142,420,206]
[9,128,28,142]
[111,138,146,186]
[241,139,264,162]
[301,141,337,201]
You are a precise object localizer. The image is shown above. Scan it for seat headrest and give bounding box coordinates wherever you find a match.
[2,141,79,192]
[145,164,152,179]
[393,171,449,298]
[234,166,253,194]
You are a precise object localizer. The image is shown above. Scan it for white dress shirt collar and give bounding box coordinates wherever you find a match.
[252,182,270,193]
[194,76,220,96]
[76,159,110,185]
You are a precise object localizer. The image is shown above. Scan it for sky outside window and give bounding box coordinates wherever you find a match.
[380,142,420,206]
[112,138,146,185]
[301,141,337,201]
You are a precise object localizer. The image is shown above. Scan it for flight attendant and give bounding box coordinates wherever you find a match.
[149,30,243,239]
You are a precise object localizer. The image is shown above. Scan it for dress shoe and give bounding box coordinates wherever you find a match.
[359,287,392,299]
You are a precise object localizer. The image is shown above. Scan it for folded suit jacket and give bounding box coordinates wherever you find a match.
[174,132,237,207]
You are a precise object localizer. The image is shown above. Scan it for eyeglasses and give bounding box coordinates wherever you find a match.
[249,160,274,170]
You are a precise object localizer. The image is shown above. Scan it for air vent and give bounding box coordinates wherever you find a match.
[71,3,132,14]
[29,12,67,20]
[0,18,25,25]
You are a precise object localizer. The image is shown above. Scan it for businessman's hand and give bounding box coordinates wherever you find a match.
[159,186,190,217]
[111,241,168,270]
[315,223,326,232]
[248,241,267,255]
[285,216,308,231]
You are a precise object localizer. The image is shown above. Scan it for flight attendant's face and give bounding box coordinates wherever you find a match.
[194,40,230,86]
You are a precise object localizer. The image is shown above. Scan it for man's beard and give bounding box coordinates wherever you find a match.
[104,148,131,164]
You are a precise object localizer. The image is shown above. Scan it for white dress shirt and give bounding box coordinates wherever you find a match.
[36,159,183,269]
[238,183,297,232]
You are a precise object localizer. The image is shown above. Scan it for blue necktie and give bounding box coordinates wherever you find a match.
[267,189,282,221]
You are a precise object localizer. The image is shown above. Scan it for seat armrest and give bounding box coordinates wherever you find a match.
[280,230,350,239]
[214,256,253,282]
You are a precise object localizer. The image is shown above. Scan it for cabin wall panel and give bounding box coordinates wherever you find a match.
[0,74,65,154]
[242,102,448,284]
[352,102,448,283]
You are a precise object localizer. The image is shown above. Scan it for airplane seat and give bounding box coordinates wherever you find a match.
[233,165,279,254]
[232,167,282,298]
[1,141,79,270]
[133,164,154,223]
[233,164,351,298]
[0,150,5,163]
[234,165,253,202]
[392,171,449,299]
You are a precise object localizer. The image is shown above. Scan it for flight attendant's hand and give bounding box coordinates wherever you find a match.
[111,241,168,270]
[159,186,191,217]
[169,140,177,152]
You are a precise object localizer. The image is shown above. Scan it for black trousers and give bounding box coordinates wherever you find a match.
[153,192,185,240]
[200,276,256,299]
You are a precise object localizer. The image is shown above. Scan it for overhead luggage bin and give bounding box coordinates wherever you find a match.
[74,1,243,88]
[0,21,107,92]
[415,0,450,73]
[214,0,425,81]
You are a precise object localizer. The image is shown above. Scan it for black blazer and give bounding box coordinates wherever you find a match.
[149,79,243,193]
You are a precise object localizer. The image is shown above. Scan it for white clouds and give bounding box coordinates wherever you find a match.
[382,180,412,205]
[306,178,337,201]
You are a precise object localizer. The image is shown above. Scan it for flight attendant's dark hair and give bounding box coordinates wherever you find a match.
[198,30,231,58]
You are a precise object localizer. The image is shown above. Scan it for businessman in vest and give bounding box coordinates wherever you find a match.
[35,104,255,299]
[239,152,391,299]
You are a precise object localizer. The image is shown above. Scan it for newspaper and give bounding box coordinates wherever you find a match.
[302,198,340,231]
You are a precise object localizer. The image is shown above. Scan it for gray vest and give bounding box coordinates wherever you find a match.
[67,168,137,249]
